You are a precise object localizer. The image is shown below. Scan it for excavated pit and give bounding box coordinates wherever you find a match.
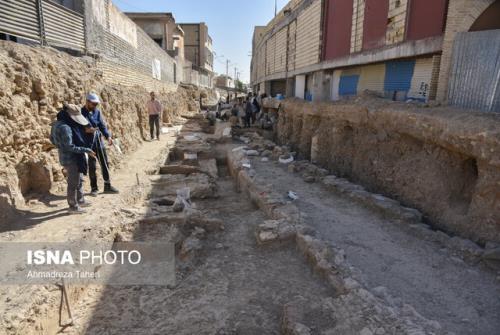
[65,119,346,335]
[2,114,498,335]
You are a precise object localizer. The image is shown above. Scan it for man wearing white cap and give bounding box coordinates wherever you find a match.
[81,93,119,196]
[50,104,96,213]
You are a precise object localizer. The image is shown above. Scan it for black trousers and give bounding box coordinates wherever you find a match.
[149,114,160,139]
[89,143,110,190]
[244,115,251,128]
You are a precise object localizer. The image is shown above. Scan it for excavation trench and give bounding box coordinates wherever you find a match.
[65,118,339,334]
[27,116,499,335]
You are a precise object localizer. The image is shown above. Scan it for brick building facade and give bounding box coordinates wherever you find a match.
[251,0,500,111]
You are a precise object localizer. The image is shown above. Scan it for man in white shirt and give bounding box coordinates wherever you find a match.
[146,91,163,141]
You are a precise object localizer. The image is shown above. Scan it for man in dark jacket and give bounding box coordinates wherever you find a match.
[81,93,119,196]
[51,104,96,213]
[244,99,253,128]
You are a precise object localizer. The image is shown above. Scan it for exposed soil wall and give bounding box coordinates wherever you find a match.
[0,41,199,224]
[276,97,500,244]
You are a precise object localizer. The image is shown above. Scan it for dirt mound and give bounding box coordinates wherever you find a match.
[0,41,196,225]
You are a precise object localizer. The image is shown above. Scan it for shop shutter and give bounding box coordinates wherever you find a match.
[408,57,433,101]
[339,75,359,96]
[358,63,385,94]
[384,60,415,94]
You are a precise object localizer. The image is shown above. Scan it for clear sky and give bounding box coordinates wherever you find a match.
[113,0,289,83]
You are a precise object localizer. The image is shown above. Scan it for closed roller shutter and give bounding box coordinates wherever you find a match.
[408,57,434,101]
[358,63,385,94]
[384,60,415,98]
[339,74,359,96]
[0,0,40,42]
[271,80,286,97]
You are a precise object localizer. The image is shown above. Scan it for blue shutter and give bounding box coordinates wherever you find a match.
[339,75,359,96]
[384,60,415,92]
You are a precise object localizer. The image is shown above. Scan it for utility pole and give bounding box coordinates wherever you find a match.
[226,59,229,77]
[275,0,277,16]
[234,67,237,82]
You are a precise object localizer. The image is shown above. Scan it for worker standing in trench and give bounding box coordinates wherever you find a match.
[50,104,96,213]
[81,93,119,196]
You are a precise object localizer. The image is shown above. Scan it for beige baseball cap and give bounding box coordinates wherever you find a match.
[65,104,89,126]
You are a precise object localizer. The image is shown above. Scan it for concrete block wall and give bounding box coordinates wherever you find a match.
[350,0,365,53]
[84,0,178,88]
[287,20,297,72]
[386,0,408,45]
[436,0,496,102]
[429,55,442,101]
[97,60,177,93]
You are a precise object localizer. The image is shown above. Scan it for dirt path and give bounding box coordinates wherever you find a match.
[0,132,176,242]
[251,158,500,335]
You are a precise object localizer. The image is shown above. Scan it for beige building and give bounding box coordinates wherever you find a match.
[180,23,214,73]
[125,12,185,60]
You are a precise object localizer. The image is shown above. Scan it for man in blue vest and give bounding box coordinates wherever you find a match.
[81,93,119,196]
[50,104,96,213]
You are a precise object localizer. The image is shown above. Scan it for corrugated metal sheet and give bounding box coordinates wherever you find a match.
[323,0,353,60]
[295,0,321,70]
[0,0,85,51]
[385,0,408,45]
[384,60,415,93]
[408,57,433,101]
[448,30,500,113]
[275,27,287,73]
[350,0,364,53]
[406,0,447,40]
[339,74,359,95]
[42,0,85,50]
[362,0,389,50]
[358,63,385,94]
[0,0,40,42]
